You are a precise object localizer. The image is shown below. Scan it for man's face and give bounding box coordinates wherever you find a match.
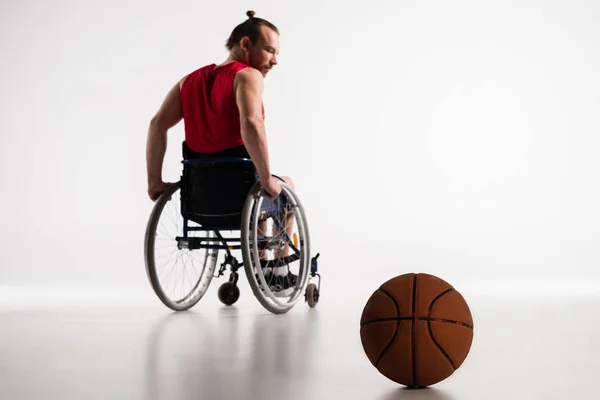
[245,26,279,76]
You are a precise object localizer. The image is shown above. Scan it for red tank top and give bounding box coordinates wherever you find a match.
[180,61,263,154]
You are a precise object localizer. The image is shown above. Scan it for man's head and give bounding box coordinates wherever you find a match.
[226,11,280,76]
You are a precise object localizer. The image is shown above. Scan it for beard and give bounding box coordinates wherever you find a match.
[247,51,268,73]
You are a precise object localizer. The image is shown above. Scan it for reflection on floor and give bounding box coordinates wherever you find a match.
[0,280,598,400]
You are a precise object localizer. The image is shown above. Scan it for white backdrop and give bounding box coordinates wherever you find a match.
[1,0,599,296]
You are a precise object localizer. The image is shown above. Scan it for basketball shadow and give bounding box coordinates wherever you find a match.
[380,386,457,400]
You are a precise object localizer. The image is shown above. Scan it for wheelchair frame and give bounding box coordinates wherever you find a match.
[144,156,321,314]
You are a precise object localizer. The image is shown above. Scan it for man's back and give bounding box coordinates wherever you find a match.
[180,61,255,154]
[146,11,282,202]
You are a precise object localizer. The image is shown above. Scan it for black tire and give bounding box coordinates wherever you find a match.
[218,282,240,306]
[241,182,311,314]
[144,182,219,311]
[306,283,319,308]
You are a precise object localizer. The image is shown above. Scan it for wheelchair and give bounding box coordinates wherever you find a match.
[143,145,321,314]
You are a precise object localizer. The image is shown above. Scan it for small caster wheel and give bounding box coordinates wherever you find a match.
[305,283,319,308]
[218,282,240,306]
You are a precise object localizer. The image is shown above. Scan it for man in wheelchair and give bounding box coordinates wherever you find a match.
[145,11,305,300]
[180,140,300,297]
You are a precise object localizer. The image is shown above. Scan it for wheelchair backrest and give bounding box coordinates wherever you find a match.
[180,157,257,228]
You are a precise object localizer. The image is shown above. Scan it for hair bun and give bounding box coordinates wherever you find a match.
[246,10,255,19]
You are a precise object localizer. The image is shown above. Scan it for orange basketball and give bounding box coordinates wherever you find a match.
[360,273,474,387]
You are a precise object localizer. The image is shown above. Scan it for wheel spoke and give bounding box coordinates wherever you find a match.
[144,183,218,311]
[242,183,311,314]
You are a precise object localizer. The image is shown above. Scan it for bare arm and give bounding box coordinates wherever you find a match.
[146,77,185,197]
[234,68,272,182]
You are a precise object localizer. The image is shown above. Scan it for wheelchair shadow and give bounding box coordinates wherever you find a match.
[143,307,320,400]
[242,309,321,395]
[142,311,218,400]
[379,386,457,400]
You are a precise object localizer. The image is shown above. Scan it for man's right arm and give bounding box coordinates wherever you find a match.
[234,68,280,198]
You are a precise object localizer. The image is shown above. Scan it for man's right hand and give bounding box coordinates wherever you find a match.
[261,176,282,200]
[148,180,174,202]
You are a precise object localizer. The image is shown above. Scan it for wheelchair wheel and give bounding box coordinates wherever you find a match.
[218,282,240,306]
[241,181,311,314]
[144,182,219,311]
[305,283,319,308]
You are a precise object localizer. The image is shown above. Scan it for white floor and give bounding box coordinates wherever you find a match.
[1,279,599,400]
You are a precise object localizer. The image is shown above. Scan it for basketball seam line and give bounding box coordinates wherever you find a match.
[374,287,401,368]
[360,317,473,330]
[412,274,418,387]
[427,288,458,370]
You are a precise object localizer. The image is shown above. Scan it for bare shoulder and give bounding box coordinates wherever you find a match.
[178,74,189,90]
[237,67,263,80]
[234,67,264,90]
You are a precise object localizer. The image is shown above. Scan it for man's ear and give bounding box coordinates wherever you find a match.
[240,36,251,52]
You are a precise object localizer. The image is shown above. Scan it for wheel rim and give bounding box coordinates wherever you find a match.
[144,183,218,310]
[242,182,311,313]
